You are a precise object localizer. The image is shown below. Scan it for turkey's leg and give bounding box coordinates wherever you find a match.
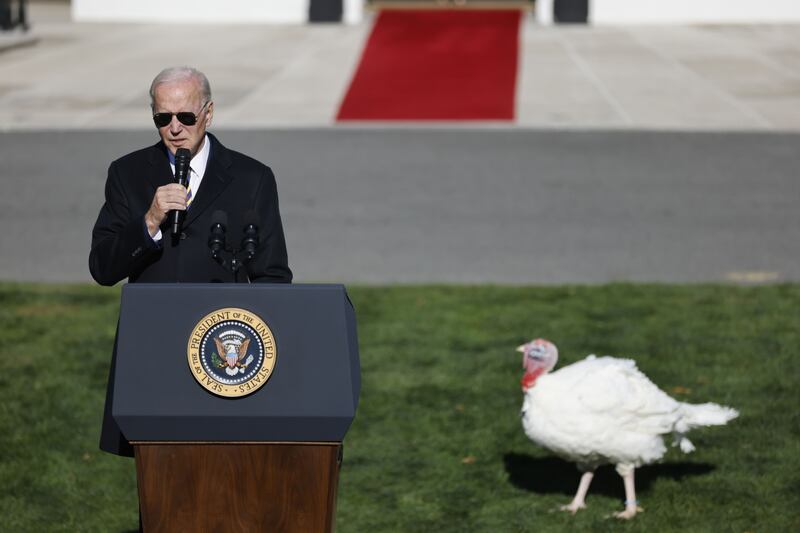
[560,470,594,513]
[614,468,642,519]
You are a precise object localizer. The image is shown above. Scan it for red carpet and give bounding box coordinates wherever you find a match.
[337,9,522,121]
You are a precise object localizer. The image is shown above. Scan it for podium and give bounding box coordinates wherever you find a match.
[112,284,360,532]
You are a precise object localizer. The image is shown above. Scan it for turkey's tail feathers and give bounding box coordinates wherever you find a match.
[677,402,739,433]
[672,403,737,454]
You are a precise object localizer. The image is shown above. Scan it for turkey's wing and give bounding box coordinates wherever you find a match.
[570,358,680,433]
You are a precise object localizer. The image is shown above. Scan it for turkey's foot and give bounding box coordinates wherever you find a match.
[613,505,643,520]
[559,502,586,514]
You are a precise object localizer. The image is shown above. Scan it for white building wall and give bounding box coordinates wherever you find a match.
[592,0,800,24]
[73,0,800,25]
[72,0,310,24]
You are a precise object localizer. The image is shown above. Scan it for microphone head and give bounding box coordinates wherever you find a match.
[173,147,191,188]
[211,210,228,228]
[243,210,259,229]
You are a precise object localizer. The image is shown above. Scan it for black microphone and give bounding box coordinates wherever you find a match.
[208,210,227,261]
[241,210,259,261]
[171,148,191,237]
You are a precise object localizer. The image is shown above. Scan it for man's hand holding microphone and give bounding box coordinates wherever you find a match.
[144,148,191,238]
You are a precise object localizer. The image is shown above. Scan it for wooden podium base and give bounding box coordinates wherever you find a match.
[134,442,342,533]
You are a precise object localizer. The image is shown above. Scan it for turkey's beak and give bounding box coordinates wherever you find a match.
[516,344,526,353]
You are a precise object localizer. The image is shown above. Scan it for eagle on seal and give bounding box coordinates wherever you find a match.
[214,337,251,375]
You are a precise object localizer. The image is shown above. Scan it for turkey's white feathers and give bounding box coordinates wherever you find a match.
[521,355,738,471]
[676,402,739,432]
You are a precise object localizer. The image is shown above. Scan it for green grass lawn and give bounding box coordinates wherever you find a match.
[0,283,798,532]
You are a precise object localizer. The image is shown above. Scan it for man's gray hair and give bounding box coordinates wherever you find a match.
[149,66,212,109]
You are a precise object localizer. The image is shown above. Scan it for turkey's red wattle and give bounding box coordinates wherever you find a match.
[521,368,544,391]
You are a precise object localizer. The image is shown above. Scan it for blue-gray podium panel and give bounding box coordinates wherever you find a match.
[113,284,360,442]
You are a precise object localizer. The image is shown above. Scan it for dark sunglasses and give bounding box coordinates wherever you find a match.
[152,101,209,128]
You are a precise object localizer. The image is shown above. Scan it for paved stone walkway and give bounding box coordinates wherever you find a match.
[2,3,800,130]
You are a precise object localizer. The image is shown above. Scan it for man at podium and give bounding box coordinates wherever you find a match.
[89,66,292,286]
[89,66,292,456]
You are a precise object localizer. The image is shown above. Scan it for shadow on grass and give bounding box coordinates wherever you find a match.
[503,453,716,498]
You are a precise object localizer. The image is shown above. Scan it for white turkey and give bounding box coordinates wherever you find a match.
[518,338,738,519]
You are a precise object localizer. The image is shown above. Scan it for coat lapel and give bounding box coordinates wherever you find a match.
[145,141,174,190]
[184,134,234,227]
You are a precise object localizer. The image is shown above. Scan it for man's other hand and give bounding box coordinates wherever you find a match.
[145,184,188,237]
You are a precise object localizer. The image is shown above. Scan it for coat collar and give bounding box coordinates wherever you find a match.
[146,132,235,228]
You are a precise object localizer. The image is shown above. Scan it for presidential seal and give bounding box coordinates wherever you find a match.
[187,307,276,398]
